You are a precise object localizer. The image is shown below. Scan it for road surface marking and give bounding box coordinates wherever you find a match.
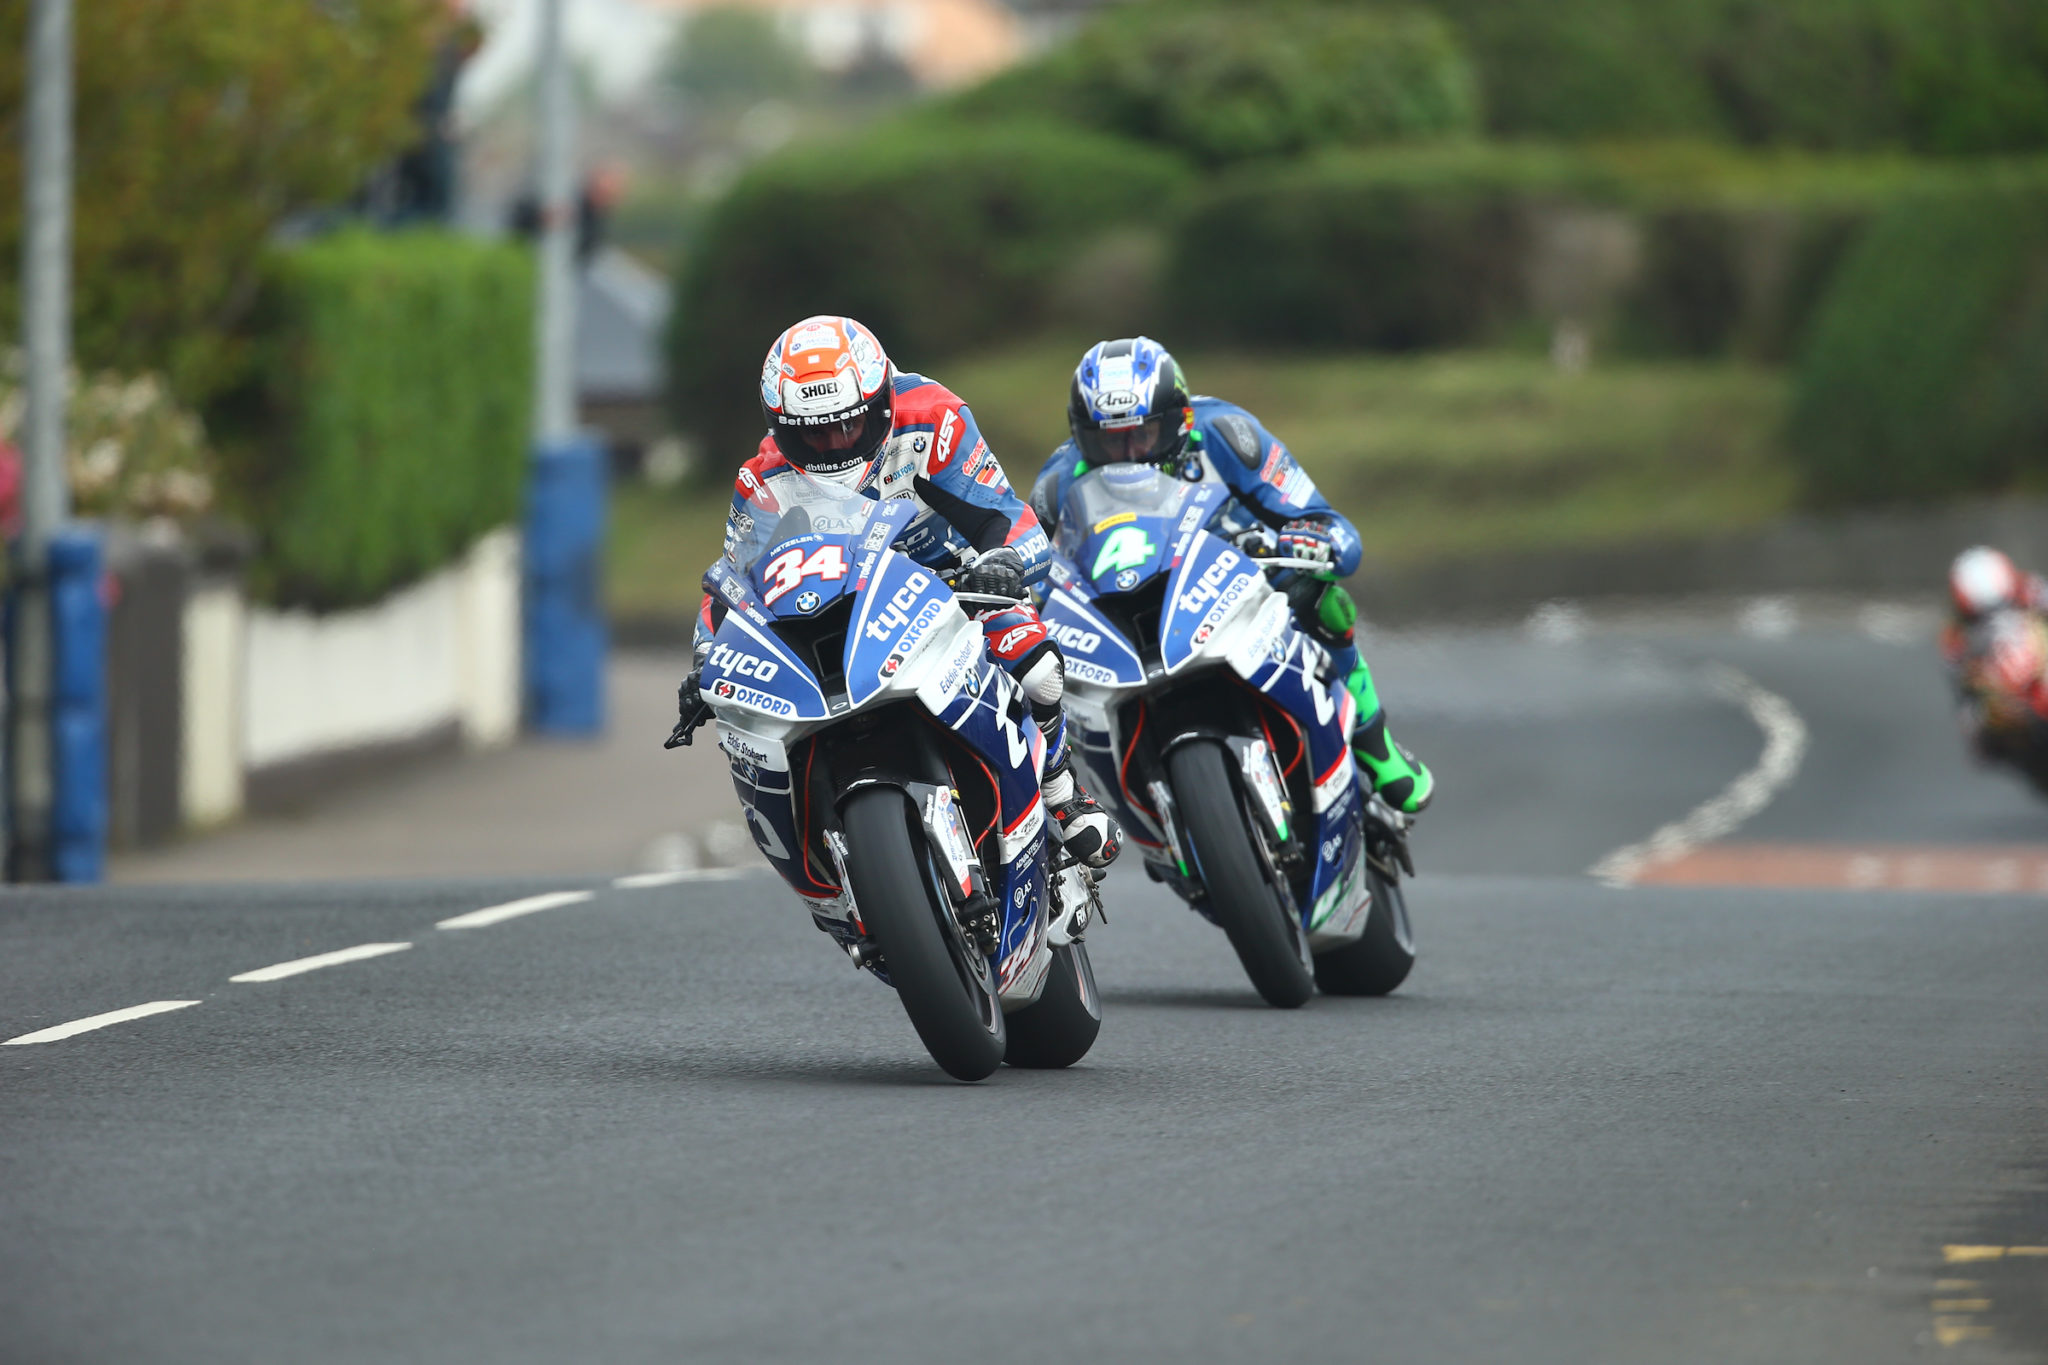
[3,1000,202,1045]
[437,890,593,930]
[230,942,411,982]
[1933,1299,1992,1312]
[612,869,750,890]
[1934,1320,1995,1346]
[1639,843,2048,892]
[1589,664,1808,886]
[1942,1245,2048,1262]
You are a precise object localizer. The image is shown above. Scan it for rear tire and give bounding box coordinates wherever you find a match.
[1312,865,1415,997]
[1003,943,1101,1069]
[842,788,1007,1082]
[1167,741,1315,1009]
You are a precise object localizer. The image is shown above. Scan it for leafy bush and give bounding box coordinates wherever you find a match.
[0,356,216,521]
[1168,145,1623,350]
[216,232,534,608]
[667,121,1191,459]
[944,3,1479,166]
[0,0,440,406]
[1423,0,2048,154]
[1789,165,2048,504]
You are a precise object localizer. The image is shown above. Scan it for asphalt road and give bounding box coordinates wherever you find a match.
[6,610,2047,1363]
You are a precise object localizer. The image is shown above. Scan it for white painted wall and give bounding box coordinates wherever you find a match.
[238,528,524,777]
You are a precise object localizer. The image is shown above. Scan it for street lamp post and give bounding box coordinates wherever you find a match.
[534,0,576,443]
[13,0,77,881]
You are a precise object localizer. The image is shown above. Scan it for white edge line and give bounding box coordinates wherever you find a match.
[611,868,750,890]
[437,889,594,931]
[229,942,412,983]
[4,999,203,1045]
[1588,663,1809,887]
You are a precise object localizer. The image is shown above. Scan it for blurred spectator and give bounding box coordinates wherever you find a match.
[368,3,484,224]
[510,163,629,265]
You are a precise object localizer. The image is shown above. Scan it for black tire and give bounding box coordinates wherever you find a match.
[1003,942,1102,1069]
[1167,740,1315,1009]
[841,788,1007,1082]
[1312,864,1415,997]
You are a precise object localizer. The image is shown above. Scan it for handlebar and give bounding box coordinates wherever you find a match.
[1250,557,1335,573]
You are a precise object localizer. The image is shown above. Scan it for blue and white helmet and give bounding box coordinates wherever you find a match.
[1068,337,1191,468]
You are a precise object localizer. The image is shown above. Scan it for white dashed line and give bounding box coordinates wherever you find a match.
[229,942,412,983]
[4,999,202,1045]
[1589,664,1809,886]
[611,868,751,890]
[436,890,593,930]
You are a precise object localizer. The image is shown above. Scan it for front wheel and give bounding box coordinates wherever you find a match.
[842,787,1007,1081]
[1003,943,1101,1069]
[1312,865,1415,997]
[1167,740,1315,1009]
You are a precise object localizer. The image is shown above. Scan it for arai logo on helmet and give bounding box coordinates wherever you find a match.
[794,590,822,614]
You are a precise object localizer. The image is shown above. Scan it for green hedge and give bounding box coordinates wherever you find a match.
[1168,143,1936,357]
[667,121,1191,459]
[1168,145,1624,350]
[1422,0,2048,154]
[942,3,1479,166]
[1789,165,2048,504]
[217,231,534,609]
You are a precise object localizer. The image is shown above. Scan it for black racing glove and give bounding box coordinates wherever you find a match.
[959,546,1027,602]
[665,672,711,749]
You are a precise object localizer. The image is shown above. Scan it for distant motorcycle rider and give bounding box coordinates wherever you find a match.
[671,314,1121,869]
[1941,546,2048,765]
[1030,337,1434,814]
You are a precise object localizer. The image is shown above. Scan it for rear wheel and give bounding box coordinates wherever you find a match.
[1312,865,1415,997]
[1167,740,1314,1009]
[1003,943,1101,1069]
[842,788,1007,1081]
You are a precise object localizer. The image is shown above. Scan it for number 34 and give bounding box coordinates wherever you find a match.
[762,544,849,604]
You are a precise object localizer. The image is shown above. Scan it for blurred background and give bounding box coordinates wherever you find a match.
[4,0,2047,880]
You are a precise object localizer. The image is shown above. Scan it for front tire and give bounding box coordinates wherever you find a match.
[1167,740,1315,1009]
[1003,943,1101,1069]
[842,788,1007,1081]
[1312,865,1415,996]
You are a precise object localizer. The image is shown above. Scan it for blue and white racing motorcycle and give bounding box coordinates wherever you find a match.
[679,471,1102,1081]
[1038,463,1416,1008]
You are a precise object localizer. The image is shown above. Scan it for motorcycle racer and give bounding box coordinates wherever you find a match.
[1030,336,1433,814]
[671,314,1121,870]
[1941,546,2048,766]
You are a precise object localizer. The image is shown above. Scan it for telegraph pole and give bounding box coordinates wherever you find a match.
[533,0,577,443]
[13,0,76,880]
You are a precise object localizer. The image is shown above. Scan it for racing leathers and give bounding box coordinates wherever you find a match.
[1031,395,1434,814]
[691,371,1121,868]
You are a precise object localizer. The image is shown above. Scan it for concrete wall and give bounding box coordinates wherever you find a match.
[179,529,522,825]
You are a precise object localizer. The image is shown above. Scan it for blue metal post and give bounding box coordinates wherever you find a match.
[10,528,109,881]
[524,435,607,734]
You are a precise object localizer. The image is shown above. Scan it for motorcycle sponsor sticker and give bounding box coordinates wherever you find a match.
[1092,511,1137,533]
[706,642,780,682]
[1115,569,1141,590]
[716,723,789,773]
[1311,748,1354,812]
[794,590,822,614]
[1049,623,1100,654]
[1174,547,1243,617]
[1065,658,1120,686]
[862,573,936,642]
[880,653,906,677]
[711,678,797,717]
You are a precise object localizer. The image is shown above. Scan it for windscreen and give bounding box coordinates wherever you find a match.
[724,470,886,576]
[1056,464,1193,561]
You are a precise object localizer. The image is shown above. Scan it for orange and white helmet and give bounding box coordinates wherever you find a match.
[1951,546,2023,618]
[759,316,895,475]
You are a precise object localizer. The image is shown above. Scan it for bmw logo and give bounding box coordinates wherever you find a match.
[912,435,928,453]
[1115,568,1141,590]
[794,591,822,613]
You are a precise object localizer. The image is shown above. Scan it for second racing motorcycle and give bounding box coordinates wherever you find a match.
[1037,462,1416,1008]
[1949,605,2048,797]
[674,470,1103,1081]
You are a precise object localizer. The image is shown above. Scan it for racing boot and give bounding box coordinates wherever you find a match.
[1341,654,1434,815]
[1040,718,1121,869]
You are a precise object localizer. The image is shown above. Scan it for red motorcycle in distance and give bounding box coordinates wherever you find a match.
[1945,607,2048,795]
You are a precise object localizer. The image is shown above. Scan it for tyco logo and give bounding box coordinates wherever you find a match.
[707,642,780,682]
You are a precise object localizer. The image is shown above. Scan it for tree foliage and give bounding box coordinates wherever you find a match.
[0,0,440,405]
